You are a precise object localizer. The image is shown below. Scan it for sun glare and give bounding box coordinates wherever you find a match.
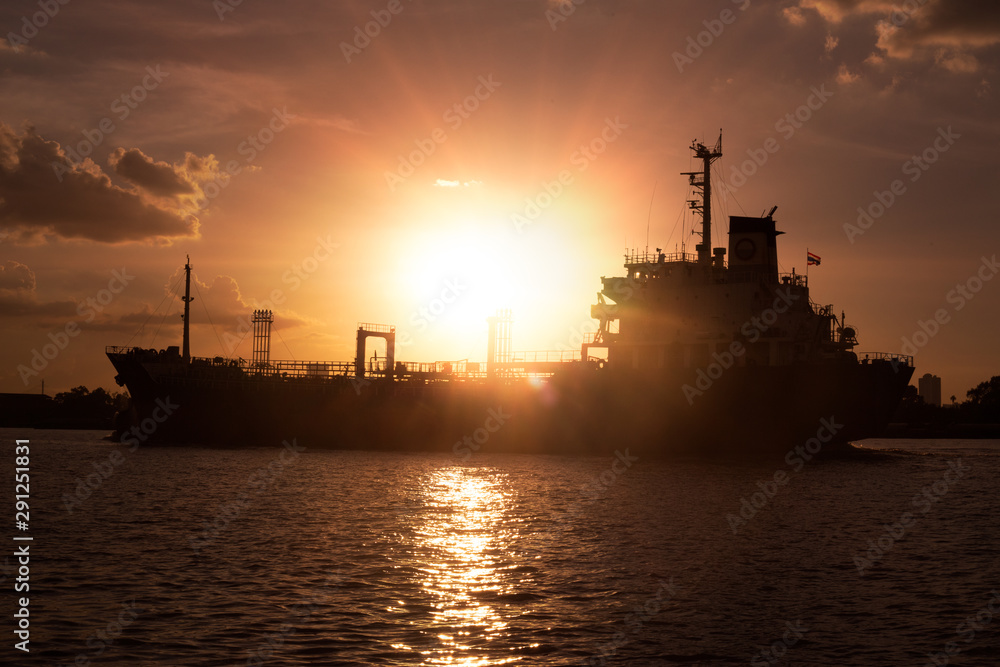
[390,184,586,362]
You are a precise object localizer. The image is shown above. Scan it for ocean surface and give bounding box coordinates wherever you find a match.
[2,429,999,666]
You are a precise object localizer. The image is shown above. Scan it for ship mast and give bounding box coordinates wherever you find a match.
[682,132,723,266]
[182,255,193,363]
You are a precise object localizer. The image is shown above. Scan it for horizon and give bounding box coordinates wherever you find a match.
[2,0,998,401]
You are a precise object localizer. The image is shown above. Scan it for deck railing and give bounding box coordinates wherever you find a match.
[357,322,394,334]
[624,250,698,265]
[510,349,582,363]
[858,352,914,367]
[107,345,600,385]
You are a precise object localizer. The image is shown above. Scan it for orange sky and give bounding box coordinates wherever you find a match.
[1,0,998,401]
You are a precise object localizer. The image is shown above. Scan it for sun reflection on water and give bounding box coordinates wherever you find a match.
[408,467,520,665]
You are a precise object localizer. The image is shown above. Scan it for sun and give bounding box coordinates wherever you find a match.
[387,183,586,362]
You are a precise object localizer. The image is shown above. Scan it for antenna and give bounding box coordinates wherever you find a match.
[645,180,658,255]
[181,255,193,363]
[681,130,723,267]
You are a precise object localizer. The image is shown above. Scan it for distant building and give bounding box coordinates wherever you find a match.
[918,373,942,407]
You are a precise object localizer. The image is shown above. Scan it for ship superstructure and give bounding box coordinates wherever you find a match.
[588,135,861,375]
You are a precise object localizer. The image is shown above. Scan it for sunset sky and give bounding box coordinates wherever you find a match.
[1,0,997,402]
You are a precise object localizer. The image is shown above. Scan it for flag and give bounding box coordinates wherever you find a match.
[807,252,821,266]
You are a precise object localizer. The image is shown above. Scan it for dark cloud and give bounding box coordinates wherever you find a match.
[0,122,199,244]
[108,147,196,197]
[795,0,1000,68]
[0,295,77,318]
[879,0,1000,61]
[918,0,1000,37]
[0,259,119,322]
[0,260,35,291]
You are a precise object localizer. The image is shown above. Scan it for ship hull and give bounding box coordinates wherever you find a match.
[108,351,912,458]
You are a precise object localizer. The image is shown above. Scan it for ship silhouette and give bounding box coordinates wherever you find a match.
[107,135,914,456]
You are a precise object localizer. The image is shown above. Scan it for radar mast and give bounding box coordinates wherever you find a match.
[681,132,723,267]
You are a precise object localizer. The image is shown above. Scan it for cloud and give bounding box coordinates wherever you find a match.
[794,0,1000,71]
[796,0,895,24]
[433,179,483,188]
[935,50,979,73]
[0,38,46,58]
[108,148,197,198]
[0,261,144,329]
[0,122,200,244]
[836,63,861,83]
[783,7,808,27]
[161,266,310,332]
[902,0,1000,48]
[825,33,839,54]
[0,260,35,292]
[165,267,251,327]
[0,260,79,318]
[0,294,77,318]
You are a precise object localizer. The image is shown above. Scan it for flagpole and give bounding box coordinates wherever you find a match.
[806,247,809,283]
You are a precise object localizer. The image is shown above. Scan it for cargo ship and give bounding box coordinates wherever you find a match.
[107,135,914,456]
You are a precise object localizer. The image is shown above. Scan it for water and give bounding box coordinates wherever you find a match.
[3,429,999,666]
